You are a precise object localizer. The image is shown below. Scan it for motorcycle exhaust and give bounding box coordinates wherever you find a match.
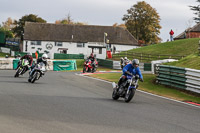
[112,82,117,88]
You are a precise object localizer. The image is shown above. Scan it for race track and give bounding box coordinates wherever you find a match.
[0,70,199,133]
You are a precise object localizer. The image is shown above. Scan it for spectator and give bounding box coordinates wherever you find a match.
[169,29,174,41]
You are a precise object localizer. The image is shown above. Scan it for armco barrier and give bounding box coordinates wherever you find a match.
[53,60,77,71]
[97,58,113,69]
[156,65,200,94]
[97,58,151,71]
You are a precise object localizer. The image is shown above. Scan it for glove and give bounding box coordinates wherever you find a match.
[125,71,133,76]
[140,78,144,82]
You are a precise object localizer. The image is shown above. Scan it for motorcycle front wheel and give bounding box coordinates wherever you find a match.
[83,66,86,73]
[30,71,38,83]
[14,67,22,77]
[124,89,135,103]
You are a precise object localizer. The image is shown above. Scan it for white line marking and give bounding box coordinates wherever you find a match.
[76,73,200,109]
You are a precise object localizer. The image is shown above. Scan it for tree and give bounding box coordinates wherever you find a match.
[113,23,126,28]
[190,0,200,23]
[0,17,16,38]
[122,1,161,44]
[55,13,88,25]
[0,27,14,38]
[13,14,46,40]
[2,17,16,30]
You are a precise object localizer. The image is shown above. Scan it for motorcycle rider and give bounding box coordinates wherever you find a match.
[16,52,33,71]
[88,53,96,67]
[29,53,48,78]
[118,59,143,88]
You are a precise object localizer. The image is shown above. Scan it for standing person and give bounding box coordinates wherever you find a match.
[169,29,174,41]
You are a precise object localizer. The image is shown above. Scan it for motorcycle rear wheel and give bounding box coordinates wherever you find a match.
[112,88,120,100]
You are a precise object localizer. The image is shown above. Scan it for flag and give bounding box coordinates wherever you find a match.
[35,51,39,59]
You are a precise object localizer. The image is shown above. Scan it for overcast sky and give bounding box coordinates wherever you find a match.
[0,0,198,42]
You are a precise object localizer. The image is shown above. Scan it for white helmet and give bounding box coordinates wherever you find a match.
[42,54,48,61]
[124,57,127,60]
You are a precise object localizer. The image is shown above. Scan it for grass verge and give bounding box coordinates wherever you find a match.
[89,73,200,103]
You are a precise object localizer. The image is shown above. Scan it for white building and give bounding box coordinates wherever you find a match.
[23,22,139,59]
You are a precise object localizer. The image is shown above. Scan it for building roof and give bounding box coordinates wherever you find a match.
[175,23,200,39]
[24,22,138,46]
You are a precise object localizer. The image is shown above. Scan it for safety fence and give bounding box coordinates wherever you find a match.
[112,52,186,63]
[97,58,151,71]
[0,58,77,71]
[156,65,200,94]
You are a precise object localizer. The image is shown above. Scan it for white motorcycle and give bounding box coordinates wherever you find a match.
[28,62,46,83]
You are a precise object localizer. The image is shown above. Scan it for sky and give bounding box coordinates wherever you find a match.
[0,0,198,42]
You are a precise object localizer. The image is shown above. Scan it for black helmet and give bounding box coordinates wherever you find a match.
[132,59,139,66]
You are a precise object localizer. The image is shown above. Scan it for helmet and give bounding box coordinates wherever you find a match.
[132,59,139,66]
[17,54,21,57]
[42,54,48,61]
[124,57,127,60]
[90,53,94,57]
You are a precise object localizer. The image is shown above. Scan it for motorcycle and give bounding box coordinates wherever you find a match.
[28,62,46,83]
[112,75,140,103]
[121,59,130,69]
[83,59,98,73]
[14,59,29,77]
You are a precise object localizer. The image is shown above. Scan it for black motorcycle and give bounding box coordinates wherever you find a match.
[112,75,139,103]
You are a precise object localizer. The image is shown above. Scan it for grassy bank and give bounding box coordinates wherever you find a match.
[128,38,199,55]
[164,54,200,70]
[89,73,200,103]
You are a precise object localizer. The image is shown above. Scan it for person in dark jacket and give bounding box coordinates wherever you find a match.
[118,59,143,87]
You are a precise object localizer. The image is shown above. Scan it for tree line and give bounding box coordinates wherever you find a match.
[0,1,199,44]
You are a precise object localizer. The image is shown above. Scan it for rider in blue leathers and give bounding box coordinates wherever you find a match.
[118,59,143,87]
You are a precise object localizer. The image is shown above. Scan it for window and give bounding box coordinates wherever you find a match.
[77,43,85,47]
[55,42,63,46]
[99,48,102,54]
[31,41,41,45]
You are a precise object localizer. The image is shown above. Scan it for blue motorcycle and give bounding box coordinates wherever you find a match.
[112,75,139,103]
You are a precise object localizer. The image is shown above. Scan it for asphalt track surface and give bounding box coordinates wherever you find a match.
[0,70,199,133]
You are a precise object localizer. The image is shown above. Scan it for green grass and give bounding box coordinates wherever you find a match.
[89,73,200,103]
[164,54,200,70]
[112,38,200,62]
[128,38,199,55]
[0,52,10,57]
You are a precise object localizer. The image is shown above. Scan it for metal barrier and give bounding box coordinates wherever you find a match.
[156,65,200,94]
